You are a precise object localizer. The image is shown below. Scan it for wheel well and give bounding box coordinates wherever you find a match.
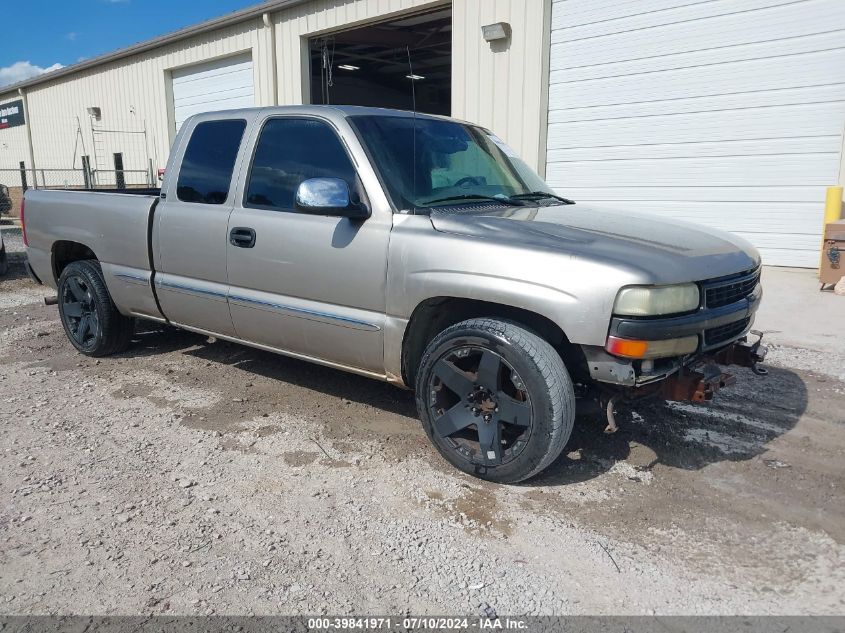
[401,297,587,387]
[53,241,97,281]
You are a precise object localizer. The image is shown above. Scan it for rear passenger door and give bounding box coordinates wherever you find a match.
[225,114,392,373]
[153,115,248,336]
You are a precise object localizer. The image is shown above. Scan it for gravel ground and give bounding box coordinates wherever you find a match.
[1,238,844,616]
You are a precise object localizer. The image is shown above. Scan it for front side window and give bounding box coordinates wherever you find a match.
[176,119,246,204]
[245,118,359,211]
[349,115,553,212]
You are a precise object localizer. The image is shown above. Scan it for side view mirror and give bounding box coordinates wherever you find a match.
[294,178,369,219]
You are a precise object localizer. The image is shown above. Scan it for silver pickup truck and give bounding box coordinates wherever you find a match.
[23,105,766,483]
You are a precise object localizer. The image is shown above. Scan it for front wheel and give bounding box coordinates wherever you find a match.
[57,260,134,356]
[415,318,575,483]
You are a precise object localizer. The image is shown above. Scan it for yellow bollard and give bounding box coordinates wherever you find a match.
[826,186,844,223]
[820,186,843,274]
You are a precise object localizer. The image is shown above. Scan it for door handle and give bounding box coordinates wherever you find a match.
[229,227,256,248]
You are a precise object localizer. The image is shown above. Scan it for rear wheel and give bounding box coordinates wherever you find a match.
[57,260,133,356]
[415,318,575,483]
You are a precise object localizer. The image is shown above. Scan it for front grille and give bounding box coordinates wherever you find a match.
[704,317,750,346]
[704,269,760,308]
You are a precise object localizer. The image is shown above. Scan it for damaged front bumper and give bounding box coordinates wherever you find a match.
[580,332,768,433]
[585,273,764,393]
[582,330,768,404]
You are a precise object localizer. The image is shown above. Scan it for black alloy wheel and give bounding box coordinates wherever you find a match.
[57,259,134,356]
[427,346,532,466]
[61,273,100,348]
[416,318,575,483]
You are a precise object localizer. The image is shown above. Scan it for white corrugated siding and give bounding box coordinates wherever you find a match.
[0,96,31,187]
[0,17,273,180]
[546,0,845,267]
[2,0,550,187]
[172,53,255,131]
[1,0,447,180]
[451,0,550,171]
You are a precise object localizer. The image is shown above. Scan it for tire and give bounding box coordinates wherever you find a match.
[0,242,7,277]
[415,318,575,483]
[57,260,134,356]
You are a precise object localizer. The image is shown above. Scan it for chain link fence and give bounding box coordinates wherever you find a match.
[0,166,157,218]
[0,113,161,217]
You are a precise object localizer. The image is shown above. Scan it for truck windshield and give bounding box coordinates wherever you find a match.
[349,115,556,212]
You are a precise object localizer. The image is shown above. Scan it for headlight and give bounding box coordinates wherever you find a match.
[613,283,700,316]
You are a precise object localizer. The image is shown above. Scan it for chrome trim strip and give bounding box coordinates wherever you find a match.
[155,277,379,331]
[157,278,228,300]
[229,294,380,332]
[115,272,149,286]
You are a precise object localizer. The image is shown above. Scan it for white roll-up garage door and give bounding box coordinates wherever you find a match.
[171,53,254,132]
[545,0,845,267]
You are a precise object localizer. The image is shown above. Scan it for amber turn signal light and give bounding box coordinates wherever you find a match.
[605,336,649,358]
[605,335,699,360]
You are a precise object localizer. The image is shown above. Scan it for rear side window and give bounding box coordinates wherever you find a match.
[177,119,246,204]
[245,118,358,211]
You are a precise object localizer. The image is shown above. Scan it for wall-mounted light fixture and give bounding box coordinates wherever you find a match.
[86,106,102,121]
[338,64,360,71]
[482,22,511,43]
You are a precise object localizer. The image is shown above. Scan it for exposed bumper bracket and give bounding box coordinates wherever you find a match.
[712,330,768,375]
[659,365,735,403]
[657,332,768,402]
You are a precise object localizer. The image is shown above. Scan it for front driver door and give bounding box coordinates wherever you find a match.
[225,114,392,374]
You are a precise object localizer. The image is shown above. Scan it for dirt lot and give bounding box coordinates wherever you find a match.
[1,236,844,616]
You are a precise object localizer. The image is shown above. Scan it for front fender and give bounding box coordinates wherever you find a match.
[383,216,644,381]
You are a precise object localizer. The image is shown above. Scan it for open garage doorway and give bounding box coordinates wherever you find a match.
[309,7,451,116]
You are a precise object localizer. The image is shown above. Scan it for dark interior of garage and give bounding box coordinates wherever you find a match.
[309,7,451,116]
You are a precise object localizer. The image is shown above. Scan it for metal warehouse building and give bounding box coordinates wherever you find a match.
[1,0,844,267]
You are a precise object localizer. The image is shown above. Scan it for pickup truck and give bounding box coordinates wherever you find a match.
[23,105,766,483]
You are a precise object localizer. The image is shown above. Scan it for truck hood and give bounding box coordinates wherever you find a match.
[428,203,761,284]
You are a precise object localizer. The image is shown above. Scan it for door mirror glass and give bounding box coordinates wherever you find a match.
[295,178,368,218]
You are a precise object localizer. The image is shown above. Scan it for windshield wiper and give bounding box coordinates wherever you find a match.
[424,194,525,207]
[509,191,575,204]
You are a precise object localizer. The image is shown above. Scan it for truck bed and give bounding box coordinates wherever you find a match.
[24,188,163,320]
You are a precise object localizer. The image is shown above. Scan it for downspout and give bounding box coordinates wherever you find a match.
[263,12,279,106]
[839,119,845,187]
[537,0,553,179]
[18,88,37,187]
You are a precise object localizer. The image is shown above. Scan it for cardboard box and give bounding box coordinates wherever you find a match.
[820,219,845,285]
